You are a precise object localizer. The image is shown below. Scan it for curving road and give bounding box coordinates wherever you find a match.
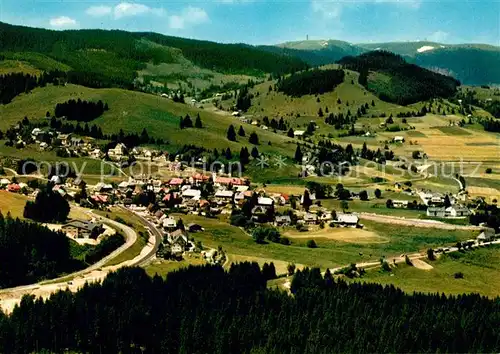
[117,206,164,267]
[0,206,163,313]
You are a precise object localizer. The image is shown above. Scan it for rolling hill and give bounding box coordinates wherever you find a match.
[0,21,308,91]
[274,40,500,85]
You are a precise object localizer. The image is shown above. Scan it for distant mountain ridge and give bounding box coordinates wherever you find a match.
[271,40,500,85]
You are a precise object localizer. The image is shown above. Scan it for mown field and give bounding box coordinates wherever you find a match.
[354,245,500,298]
[0,190,89,220]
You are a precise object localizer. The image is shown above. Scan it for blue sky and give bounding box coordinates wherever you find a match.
[1,0,498,45]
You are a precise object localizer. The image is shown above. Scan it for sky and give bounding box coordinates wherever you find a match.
[0,0,499,45]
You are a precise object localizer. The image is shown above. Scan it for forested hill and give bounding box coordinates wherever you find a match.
[338,51,460,105]
[1,265,499,353]
[0,22,308,86]
[272,40,500,85]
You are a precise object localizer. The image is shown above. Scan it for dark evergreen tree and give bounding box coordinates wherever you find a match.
[227,125,237,141]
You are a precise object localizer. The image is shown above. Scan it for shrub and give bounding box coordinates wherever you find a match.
[485,168,493,174]
[454,272,464,279]
[306,240,317,248]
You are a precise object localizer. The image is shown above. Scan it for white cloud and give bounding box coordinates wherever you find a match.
[169,7,209,30]
[428,30,449,43]
[312,0,421,19]
[311,0,343,19]
[86,5,112,17]
[114,2,165,19]
[84,3,165,19]
[49,16,78,28]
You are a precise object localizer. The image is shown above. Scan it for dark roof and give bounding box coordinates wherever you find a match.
[62,220,101,232]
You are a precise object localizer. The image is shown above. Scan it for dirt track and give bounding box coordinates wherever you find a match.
[360,213,482,231]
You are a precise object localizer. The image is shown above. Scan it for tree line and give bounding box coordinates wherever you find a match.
[54,99,109,122]
[275,69,345,97]
[0,71,64,104]
[23,183,70,223]
[0,213,77,288]
[0,264,499,353]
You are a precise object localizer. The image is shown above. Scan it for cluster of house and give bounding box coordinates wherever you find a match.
[29,128,162,162]
[0,178,29,193]
[418,191,471,218]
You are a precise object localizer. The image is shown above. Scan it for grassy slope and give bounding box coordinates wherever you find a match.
[356,245,500,298]
[244,69,412,123]
[172,214,473,269]
[0,84,295,157]
[0,190,89,220]
[2,52,72,72]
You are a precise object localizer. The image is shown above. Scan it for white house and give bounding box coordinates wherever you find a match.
[0,178,11,186]
[257,197,274,208]
[294,130,305,138]
[477,229,495,242]
[334,213,360,227]
[392,200,409,208]
[393,136,405,143]
[162,217,177,230]
[182,189,202,199]
[109,143,127,158]
[426,206,446,218]
[445,205,470,217]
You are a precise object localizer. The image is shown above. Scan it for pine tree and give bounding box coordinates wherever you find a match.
[239,147,250,165]
[224,148,232,160]
[287,128,295,138]
[251,147,259,158]
[249,132,259,145]
[238,125,245,137]
[294,145,303,163]
[195,114,202,128]
[302,190,312,211]
[227,125,237,141]
[183,114,193,128]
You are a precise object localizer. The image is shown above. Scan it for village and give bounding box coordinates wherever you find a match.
[0,116,497,269]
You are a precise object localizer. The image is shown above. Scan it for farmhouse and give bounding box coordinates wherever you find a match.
[303,213,318,225]
[109,143,128,158]
[393,136,405,143]
[445,205,470,217]
[426,206,446,218]
[162,217,177,230]
[392,200,409,208]
[275,215,291,226]
[334,213,360,228]
[257,197,274,208]
[215,190,234,202]
[61,220,103,239]
[294,130,305,138]
[182,189,202,200]
[0,178,10,187]
[477,229,495,242]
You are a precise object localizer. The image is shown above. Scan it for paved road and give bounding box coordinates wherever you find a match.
[118,206,164,267]
[0,206,164,313]
[0,212,137,295]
